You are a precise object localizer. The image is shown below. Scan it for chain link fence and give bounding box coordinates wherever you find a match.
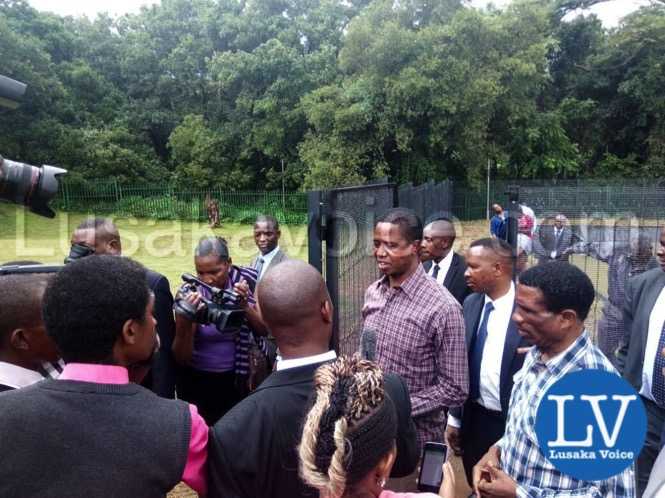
[53,179,308,224]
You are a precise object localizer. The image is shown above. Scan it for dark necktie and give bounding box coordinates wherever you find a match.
[431,263,440,280]
[255,257,265,280]
[651,320,665,406]
[469,301,494,401]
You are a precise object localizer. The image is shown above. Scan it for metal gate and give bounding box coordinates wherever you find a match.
[309,181,454,355]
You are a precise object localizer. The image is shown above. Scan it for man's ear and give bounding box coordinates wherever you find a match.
[120,319,139,346]
[107,238,122,256]
[9,329,29,351]
[321,299,333,324]
[559,309,578,328]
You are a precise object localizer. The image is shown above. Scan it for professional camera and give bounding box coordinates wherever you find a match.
[173,273,246,331]
[0,75,67,218]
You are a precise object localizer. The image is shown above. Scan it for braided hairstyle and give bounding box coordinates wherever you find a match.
[299,356,397,498]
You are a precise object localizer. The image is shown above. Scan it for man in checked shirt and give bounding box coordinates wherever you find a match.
[473,262,634,498]
[362,208,469,457]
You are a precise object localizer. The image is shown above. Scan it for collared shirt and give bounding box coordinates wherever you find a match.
[640,284,665,403]
[362,264,468,447]
[59,363,209,496]
[0,362,44,390]
[427,250,454,287]
[37,359,65,379]
[448,283,515,429]
[276,350,337,371]
[496,332,635,498]
[257,245,281,280]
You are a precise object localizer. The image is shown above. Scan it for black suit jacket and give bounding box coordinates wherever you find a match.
[141,270,177,399]
[449,292,527,423]
[617,268,665,391]
[423,252,472,305]
[208,361,418,498]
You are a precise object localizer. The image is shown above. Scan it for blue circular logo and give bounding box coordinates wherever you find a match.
[535,369,646,481]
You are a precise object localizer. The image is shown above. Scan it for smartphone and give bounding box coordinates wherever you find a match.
[417,442,448,493]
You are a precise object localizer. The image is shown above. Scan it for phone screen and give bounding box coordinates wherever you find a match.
[418,443,448,491]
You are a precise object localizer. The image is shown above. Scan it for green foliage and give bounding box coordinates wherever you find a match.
[1,0,665,191]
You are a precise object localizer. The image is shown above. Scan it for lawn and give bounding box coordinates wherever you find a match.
[0,204,308,290]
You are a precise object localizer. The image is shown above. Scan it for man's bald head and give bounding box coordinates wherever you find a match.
[421,218,456,262]
[257,260,331,348]
[425,218,456,239]
[71,217,121,255]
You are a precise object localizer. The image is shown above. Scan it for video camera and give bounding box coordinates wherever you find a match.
[0,75,67,218]
[173,273,246,331]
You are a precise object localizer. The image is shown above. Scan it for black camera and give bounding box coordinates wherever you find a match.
[1,75,67,218]
[173,273,246,331]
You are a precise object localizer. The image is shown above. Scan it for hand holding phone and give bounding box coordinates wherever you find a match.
[417,442,448,493]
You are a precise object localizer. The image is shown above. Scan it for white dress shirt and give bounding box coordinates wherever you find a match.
[276,350,337,371]
[639,284,665,402]
[257,245,281,280]
[448,283,515,428]
[428,249,454,286]
[0,362,44,390]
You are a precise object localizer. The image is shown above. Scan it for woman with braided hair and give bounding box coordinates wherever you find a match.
[299,356,455,498]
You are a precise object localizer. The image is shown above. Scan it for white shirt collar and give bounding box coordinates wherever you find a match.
[483,282,516,311]
[0,361,44,389]
[430,249,455,285]
[276,350,337,371]
[259,245,280,265]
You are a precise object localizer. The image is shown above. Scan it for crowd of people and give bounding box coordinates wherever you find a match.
[0,208,664,498]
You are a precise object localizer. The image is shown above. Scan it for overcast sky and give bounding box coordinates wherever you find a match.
[28,0,650,26]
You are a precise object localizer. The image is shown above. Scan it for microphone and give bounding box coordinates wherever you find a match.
[360,329,377,361]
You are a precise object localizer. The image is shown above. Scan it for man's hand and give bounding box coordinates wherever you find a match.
[438,461,456,498]
[233,279,251,309]
[476,465,517,498]
[473,445,501,497]
[445,425,463,456]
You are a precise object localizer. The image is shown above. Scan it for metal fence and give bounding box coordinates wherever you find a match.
[310,179,664,364]
[53,179,308,224]
[309,181,453,355]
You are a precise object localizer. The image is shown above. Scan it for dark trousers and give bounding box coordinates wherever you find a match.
[177,367,242,425]
[461,401,507,487]
[637,396,665,497]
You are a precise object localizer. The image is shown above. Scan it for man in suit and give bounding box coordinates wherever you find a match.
[420,217,472,305]
[69,218,177,398]
[533,213,578,265]
[250,214,288,281]
[617,226,665,496]
[208,260,418,498]
[446,238,528,486]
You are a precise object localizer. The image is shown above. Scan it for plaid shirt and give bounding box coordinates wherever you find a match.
[362,264,468,446]
[497,331,635,498]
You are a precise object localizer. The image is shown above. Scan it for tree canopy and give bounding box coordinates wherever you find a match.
[1,0,664,189]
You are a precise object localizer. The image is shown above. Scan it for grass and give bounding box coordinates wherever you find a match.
[0,204,308,291]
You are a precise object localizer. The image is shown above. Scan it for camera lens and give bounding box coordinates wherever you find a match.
[0,156,66,218]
